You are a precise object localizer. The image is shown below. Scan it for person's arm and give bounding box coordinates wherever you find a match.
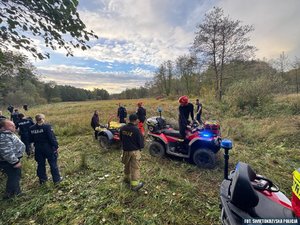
[45,125,59,149]
[0,134,20,165]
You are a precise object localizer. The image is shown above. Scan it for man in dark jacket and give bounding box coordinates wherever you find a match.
[11,109,20,125]
[136,102,146,136]
[117,103,127,123]
[16,113,34,157]
[7,105,14,114]
[30,114,62,185]
[120,114,144,191]
[178,96,194,139]
[90,110,100,140]
[0,119,25,199]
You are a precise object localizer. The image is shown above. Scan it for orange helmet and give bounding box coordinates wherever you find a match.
[178,96,189,105]
[137,102,143,107]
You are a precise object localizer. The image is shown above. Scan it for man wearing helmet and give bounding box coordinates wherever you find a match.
[178,96,194,139]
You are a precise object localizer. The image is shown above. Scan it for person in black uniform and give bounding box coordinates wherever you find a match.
[90,110,100,140]
[178,96,194,139]
[16,113,34,157]
[11,109,20,125]
[120,114,144,191]
[7,105,14,114]
[136,102,146,136]
[117,103,127,123]
[29,114,62,185]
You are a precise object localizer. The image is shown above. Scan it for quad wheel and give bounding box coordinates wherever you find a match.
[193,148,216,169]
[99,135,111,150]
[149,141,165,157]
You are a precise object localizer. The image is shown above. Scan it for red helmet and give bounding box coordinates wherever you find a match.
[178,96,189,105]
[137,102,143,107]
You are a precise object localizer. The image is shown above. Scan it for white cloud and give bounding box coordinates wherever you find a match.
[217,0,300,59]
[37,64,152,93]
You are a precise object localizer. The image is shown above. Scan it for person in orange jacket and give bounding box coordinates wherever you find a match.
[136,102,146,136]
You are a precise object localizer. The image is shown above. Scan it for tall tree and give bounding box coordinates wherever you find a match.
[0,0,98,59]
[193,7,255,100]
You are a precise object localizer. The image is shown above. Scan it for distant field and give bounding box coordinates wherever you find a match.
[0,96,299,225]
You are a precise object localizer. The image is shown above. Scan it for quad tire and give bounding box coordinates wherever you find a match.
[99,135,111,150]
[193,148,216,169]
[149,141,165,157]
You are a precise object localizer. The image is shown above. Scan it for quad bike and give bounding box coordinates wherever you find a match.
[220,139,300,225]
[146,110,221,169]
[95,116,125,150]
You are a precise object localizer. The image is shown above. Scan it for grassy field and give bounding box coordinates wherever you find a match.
[0,96,299,225]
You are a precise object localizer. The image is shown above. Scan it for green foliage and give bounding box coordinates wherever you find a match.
[224,77,285,115]
[0,0,98,59]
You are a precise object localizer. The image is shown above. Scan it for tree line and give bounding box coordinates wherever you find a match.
[0,50,109,106]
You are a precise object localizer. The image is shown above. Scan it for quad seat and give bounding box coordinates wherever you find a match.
[161,129,182,138]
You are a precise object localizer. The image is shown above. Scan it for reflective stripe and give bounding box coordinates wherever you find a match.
[292,169,300,199]
[131,180,139,186]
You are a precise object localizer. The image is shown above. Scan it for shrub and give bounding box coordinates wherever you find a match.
[224,77,285,114]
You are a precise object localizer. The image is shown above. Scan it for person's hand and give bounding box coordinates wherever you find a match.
[13,162,22,168]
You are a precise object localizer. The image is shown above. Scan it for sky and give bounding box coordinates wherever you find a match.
[34,0,300,93]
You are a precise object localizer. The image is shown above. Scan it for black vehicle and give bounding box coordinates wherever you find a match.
[219,139,297,225]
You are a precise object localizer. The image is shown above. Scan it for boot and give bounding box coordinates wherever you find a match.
[130,181,144,191]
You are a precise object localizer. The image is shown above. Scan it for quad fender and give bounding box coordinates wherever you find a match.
[189,138,202,149]
[148,133,168,145]
[99,130,114,141]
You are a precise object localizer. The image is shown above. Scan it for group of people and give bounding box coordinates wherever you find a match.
[91,97,202,192]
[0,107,62,199]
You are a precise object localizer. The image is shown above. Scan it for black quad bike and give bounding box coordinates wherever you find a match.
[219,139,298,225]
[146,109,221,169]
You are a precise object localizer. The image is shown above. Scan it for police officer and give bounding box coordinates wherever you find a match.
[178,96,194,139]
[11,109,20,125]
[30,114,62,185]
[7,105,14,114]
[90,110,100,140]
[120,114,144,191]
[16,113,34,157]
[117,103,127,123]
[0,119,25,199]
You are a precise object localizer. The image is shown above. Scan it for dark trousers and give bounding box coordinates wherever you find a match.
[179,124,186,139]
[196,114,202,124]
[0,161,21,197]
[94,129,98,140]
[34,147,61,183]
[119,118,126,123]
[21,136,31,156]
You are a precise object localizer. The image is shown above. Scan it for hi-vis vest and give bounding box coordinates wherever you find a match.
[292,168,300,199]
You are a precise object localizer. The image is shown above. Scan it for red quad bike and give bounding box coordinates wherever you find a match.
[146,112,221,169]
[220,139,300,225]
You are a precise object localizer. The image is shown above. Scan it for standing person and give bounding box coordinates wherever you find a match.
[136,102,146,136]
[178,96,194,139]
[30,114,62,185]
[120,114,144,191]
[0,119,25,199]
[16,113,34,157]
[0,111,6,120]
[195,99,203,124]
[90,110,100,140]
[117,103,127,123]
[11,109,20,125]
[23,104,28,111]
[7,105,14,114]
